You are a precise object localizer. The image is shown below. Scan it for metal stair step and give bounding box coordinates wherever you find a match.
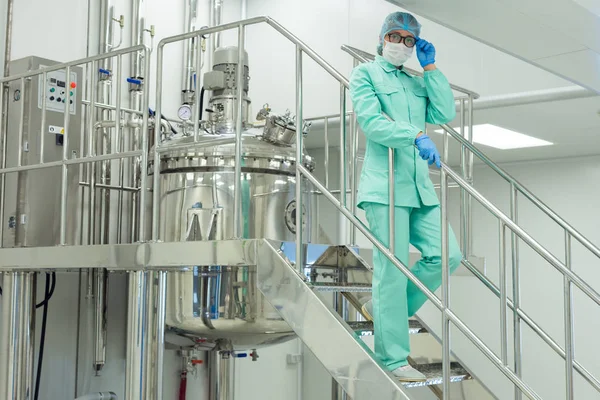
[403,362,472,388]
[349,320,428,336]
[309,282,372,292]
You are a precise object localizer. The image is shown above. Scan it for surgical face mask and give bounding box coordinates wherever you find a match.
[382,42,413,66]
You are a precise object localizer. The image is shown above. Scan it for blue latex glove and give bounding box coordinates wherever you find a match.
[416,38,436,68]
[415,135,441,168]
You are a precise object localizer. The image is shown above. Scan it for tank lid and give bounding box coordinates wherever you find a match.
[151,129,315,171]
[213,46,249,67]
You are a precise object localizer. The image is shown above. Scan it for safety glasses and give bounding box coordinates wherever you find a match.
[386,33,416,48]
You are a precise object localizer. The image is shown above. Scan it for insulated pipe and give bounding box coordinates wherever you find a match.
[130,0,145,79]
[460,86,596,111]
[240,0,247,19]
[0,272,35,400]
[211,0,223,52]
[182,0,199,95]
[99,0,114,71]
[209,351,235,400]
[125,271,147,400]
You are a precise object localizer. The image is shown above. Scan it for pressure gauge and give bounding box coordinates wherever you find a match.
[177,104,192,121]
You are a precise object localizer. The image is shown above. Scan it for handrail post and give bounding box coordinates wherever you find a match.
[339,84,347,245]
[466,95,474,255]
[350,60,359,245]
[295,45,304,275]
[388,147,395,255]
[459,99,467,256]
[510,184,523,400]
[324,117,329,189]
[233,24,245,238]
[564,232,574,400]
[441,131,450,399]
[499,221,508,365]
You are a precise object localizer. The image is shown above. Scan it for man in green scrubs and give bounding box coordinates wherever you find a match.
[349,11,462,382]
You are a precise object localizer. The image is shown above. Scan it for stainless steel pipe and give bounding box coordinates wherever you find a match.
[0,272,35,400]
[182,0,199,95]
[209,351,235,400]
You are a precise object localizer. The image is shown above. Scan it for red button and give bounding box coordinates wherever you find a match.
[70,82,77,89]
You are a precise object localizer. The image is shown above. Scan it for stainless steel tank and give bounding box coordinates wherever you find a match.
[151,130,316,350]
[153,45,319,350]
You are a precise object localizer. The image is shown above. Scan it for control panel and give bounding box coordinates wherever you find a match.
[37,67,78,114]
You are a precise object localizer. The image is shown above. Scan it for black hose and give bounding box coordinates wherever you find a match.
[34,272,52,400]
[199,87,205,121]
[35,272,56,309]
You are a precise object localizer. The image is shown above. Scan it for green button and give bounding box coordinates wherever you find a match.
[70,91,73,96]
[50,88,55,93]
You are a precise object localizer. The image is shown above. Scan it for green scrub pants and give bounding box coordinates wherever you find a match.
[363,202,462,371]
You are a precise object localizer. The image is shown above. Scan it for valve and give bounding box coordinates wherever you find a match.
[250,350,259,362]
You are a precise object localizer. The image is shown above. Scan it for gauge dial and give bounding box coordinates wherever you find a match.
[177,105,192,121]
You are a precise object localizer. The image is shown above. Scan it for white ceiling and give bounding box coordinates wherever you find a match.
[385,0,600,94]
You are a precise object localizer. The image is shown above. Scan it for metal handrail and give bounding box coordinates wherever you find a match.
[438,123,600,259]
[341,44,600,260]
[344,47,600,399]
[298,164,541,400]
[257,19,542,399]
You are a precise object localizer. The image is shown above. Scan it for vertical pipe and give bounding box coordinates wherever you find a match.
[138,48,151,241]
[0,272,35,400]
[499,221,508,365]
[87,61,98,245]
[339,85,347,245]
[440,132,450,399]
[130,0,145,78]
[94,270,107,374]
[209,351,235,400]
[232,26,245,238]
[39,71,47,163]
[0,0,13,247]
[241,0,248,19]
[60,66,72,245]
[331,294,342,400]
[510,184,522,400]
[125,271,147,400]
[192,35,203,142]
[16,78,24,168]
[155,271,167,400]
[295,46,304,274]
[564,232,574,400]
[115,55,124,243]
[152,45,164,241]
[211,0,223,52]
[182,0,198,95]
[324,117,329,189]
[2,0,13,77]
[143,272,157,400]
[0,74,6,246]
